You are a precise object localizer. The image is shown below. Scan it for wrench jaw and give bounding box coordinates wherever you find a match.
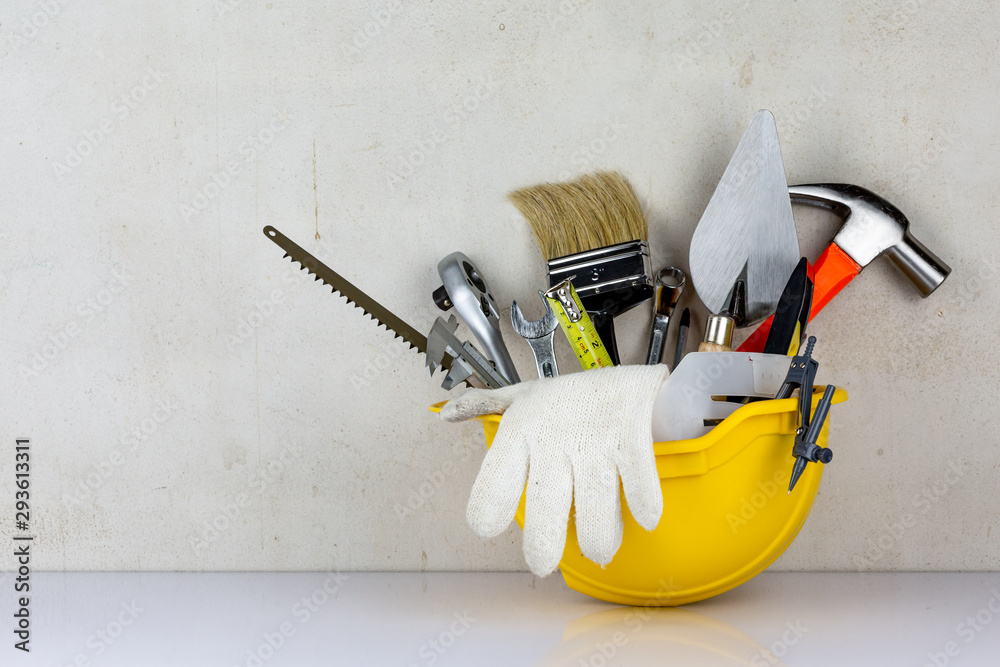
[510,294,560,379]
[511,297,559,340]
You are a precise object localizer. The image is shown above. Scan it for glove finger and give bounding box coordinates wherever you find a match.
[615,438,663,532]
[522,451,573,577]
[573,458,624,566]
[466,432,529,539]
[440,384,525,422]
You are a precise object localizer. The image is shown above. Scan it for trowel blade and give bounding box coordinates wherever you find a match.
[689,109,800,325]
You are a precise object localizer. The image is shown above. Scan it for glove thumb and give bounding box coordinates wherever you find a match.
[439,383,527,422]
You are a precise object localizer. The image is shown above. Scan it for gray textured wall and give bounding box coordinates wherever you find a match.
[2,0,995,571]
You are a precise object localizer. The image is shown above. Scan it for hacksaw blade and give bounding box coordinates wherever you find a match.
[262,225,454,373]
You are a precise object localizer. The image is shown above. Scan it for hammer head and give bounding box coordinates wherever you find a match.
[788,183,951,296]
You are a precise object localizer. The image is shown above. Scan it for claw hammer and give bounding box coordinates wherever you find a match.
[740,183,952,352]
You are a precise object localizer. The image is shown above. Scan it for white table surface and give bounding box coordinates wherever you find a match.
[4,571,1000,665]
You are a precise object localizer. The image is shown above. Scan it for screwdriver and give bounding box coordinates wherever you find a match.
[672,308,690,370]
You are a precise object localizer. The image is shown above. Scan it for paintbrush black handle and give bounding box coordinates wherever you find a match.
[590,312,620,366]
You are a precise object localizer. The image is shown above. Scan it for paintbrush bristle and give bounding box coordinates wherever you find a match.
[509,171,648,261]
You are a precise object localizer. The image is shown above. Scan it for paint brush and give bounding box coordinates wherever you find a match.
[509,172,653,364]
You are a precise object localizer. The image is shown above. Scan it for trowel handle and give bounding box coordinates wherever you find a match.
[739,244,861,353]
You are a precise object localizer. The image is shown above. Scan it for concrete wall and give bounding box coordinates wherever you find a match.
[2,0,996,571]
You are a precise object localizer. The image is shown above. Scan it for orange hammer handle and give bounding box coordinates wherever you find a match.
[738,243,861,353]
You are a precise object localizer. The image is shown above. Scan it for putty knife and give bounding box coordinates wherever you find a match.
[689,110,800,325]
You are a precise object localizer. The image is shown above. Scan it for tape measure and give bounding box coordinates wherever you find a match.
[544,279,614,370]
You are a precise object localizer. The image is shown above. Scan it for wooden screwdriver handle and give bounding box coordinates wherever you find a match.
[738,243,862,353]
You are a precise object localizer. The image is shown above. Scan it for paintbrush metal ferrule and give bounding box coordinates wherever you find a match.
[546,240,652,298]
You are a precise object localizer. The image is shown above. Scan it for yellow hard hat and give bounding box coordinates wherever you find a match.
[446,386,847,606]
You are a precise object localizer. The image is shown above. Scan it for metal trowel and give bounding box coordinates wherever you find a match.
[689,110,800,325]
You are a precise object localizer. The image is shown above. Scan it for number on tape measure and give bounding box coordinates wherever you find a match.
[544,279,614,371]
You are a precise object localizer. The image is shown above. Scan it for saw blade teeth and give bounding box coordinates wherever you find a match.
[269,239,433,365]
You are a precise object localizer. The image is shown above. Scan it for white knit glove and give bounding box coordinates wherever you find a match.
[440,365,669,577]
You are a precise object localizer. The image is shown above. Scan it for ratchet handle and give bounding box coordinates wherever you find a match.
[739,243,861,353]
